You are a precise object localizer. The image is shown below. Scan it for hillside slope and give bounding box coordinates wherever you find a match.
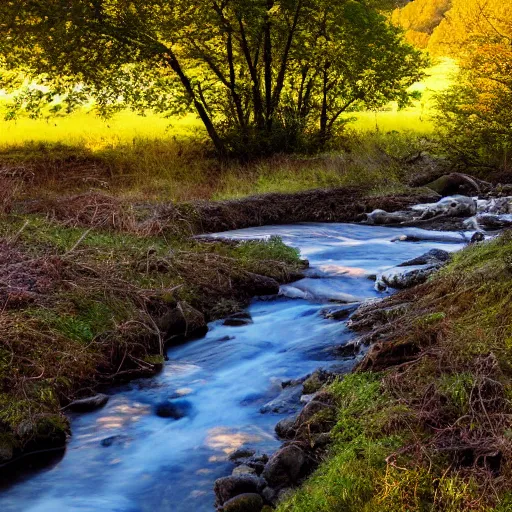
[392,0,510,56]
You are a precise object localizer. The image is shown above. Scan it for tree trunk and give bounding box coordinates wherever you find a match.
[319,67,329,147]
[264,0,274,131]
[163,52,226,156]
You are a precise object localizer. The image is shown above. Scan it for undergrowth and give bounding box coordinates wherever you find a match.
[279,233,512,511]
[0,130,435,203]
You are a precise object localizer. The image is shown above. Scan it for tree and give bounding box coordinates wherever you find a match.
[391,0,451,50]
[0,0,425,156]
[435,1,512,170]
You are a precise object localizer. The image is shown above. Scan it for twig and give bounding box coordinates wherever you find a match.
[64,228,93,257]
[9,220,30,244]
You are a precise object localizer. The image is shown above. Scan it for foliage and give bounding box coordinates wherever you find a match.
[0,0,425,156]
[435,2,512,171]
[392,0,452,49]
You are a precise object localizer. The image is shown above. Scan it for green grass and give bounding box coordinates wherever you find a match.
[232,236,302,265]
[276,373,475,512]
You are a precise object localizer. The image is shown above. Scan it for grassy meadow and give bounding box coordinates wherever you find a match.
[0,59,456,202]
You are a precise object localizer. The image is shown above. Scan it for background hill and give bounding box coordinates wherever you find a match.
[392,0,510,56]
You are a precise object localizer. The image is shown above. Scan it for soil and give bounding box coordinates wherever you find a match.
[16,187,440,236]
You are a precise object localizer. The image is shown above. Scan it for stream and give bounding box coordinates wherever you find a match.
[0,222,473,512]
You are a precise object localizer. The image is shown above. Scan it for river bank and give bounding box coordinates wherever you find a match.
[0,218,474,511]
[2,185,511,511]
[267,234,512,511]
[202,192,512,512]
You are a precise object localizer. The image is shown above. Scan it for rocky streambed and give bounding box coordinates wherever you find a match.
[0,193,508,512]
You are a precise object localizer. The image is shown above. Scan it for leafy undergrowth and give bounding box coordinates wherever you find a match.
[279,232,512,511]
[0,213,303,463]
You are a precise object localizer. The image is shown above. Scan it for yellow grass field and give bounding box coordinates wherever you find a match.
[0,59,457,201]
[0,59,456,150]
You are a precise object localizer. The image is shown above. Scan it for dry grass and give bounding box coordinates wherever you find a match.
[368,235,512,505]
[0,129,443,205]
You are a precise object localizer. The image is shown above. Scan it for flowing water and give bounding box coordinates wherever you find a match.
[0,223,472,512]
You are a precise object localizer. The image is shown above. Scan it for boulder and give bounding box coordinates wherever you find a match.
[224,312,253,327]
[244,273,280,297]
[261,445,306,489]
[475,214,512,230]
[155,399,192,419]
[214,475,266,507]
[398,249,451,267]
[232,465,257,477]
[424,173,481,197]
[261,486,278,505]
[229,447,256,462]
[68,393,109,413]
[320,303,359,321]
[244,455,269,476]
[333,340,361,358]
[159,301,208,344]
[260,385,302,414]
[417,195,477,219]
[0,440,13,462]
[229,449,268,476]
[281,375,308,389]
[470,232,486,244]
[377,265,439,290]
[311,432,332,448]
[362,209,410,225]
[302,370,333,395]
[222,493,264,512]
[275,414,299,439]
[294,400,335,434]
[276,397,336,440]
[348,300,406,331]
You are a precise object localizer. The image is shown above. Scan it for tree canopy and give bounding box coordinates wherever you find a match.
[0,0,425,156]
[435,1,512,169]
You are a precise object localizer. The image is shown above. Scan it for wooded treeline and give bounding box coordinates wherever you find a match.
[0,0,423,156]
[1,0,511,171]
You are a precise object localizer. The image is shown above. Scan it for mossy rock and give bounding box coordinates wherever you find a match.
[223,493,264,512]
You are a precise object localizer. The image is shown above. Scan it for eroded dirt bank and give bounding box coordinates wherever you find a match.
[15,187,439,235]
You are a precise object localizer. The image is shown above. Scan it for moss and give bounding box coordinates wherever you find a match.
[143,354,165,366]
[232,236,301,266]
[302,373,324,395]
[417,311,446,326]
